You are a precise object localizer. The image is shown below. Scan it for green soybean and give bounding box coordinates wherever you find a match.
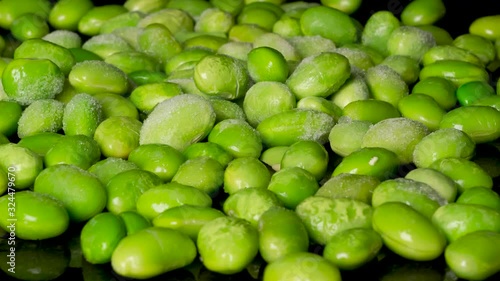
[49,0,94,31]
[365,65,409,108]
[0,191,69,240]
[267,167,319,209]
[34,164,106,222]
[69,60,129,95]
[62,94,103,137]
[372,202,446,261]
[433,203,500,242]
[88,157,139,186]
[0,0,51,30]
[208,119,263,158]
[281,140,329,181]
[223,157,271,194]
[197,216,259,275]
[456,80,495,106]
[44,135,100,170]
[194,54,249,100]
[332,147,400,180]
[17,132,64,157]
[78,5,128,36]
[316,173,380,205]
[300,6,357,46]
[17,99,64,139]
[400,0,446,26]
[42,30,82,49]
[11,14,50,41]
[387,26,436,62]
[456,186,500,212]
[138,23,182,66]
[419,60,489,87]
[439,105,500,143]
[139,94,216,151]
[469,15,500,40]
[263,252,341,281]
[398,94,446,131]
[0,144,43,190]
[81,212,127,264]
[105,169,162,215]
[257,109,335,147]
[453,33,496,65]
[372,178,446,219]
[152,205,224,241]
[361,11,400,56]
[243,81,295,127]
[445,231,500,281]
[136,182,212,221]
[183,142,233,167]
[422,45,483,67]
[405,168,459,203]
[258,207,309,263]
[323,228,383,270]
[361,117,429,165]
[93,116,142,159]
[2,58,65,105]
[286,52,350,99]
[343,100,401,124]
[429,157,493,193]
[223,187,283,227]
[128,144,186,182]
[111,227,196,279]
[296,196,373,245]
[411,76,457,110]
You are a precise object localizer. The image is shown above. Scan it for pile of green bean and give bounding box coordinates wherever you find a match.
[0,0,499,280]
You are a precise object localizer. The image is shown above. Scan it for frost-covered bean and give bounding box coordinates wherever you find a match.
[316,173,380,205]
[140,94,216,151]
[361,117,429,164]
[17,99,64,139]
[2,58,65,105]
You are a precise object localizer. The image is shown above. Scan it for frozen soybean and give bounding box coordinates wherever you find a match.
[140,94,216,151]
[361,117,429,164]
[17,99,64,139]
[62,93,103,137]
